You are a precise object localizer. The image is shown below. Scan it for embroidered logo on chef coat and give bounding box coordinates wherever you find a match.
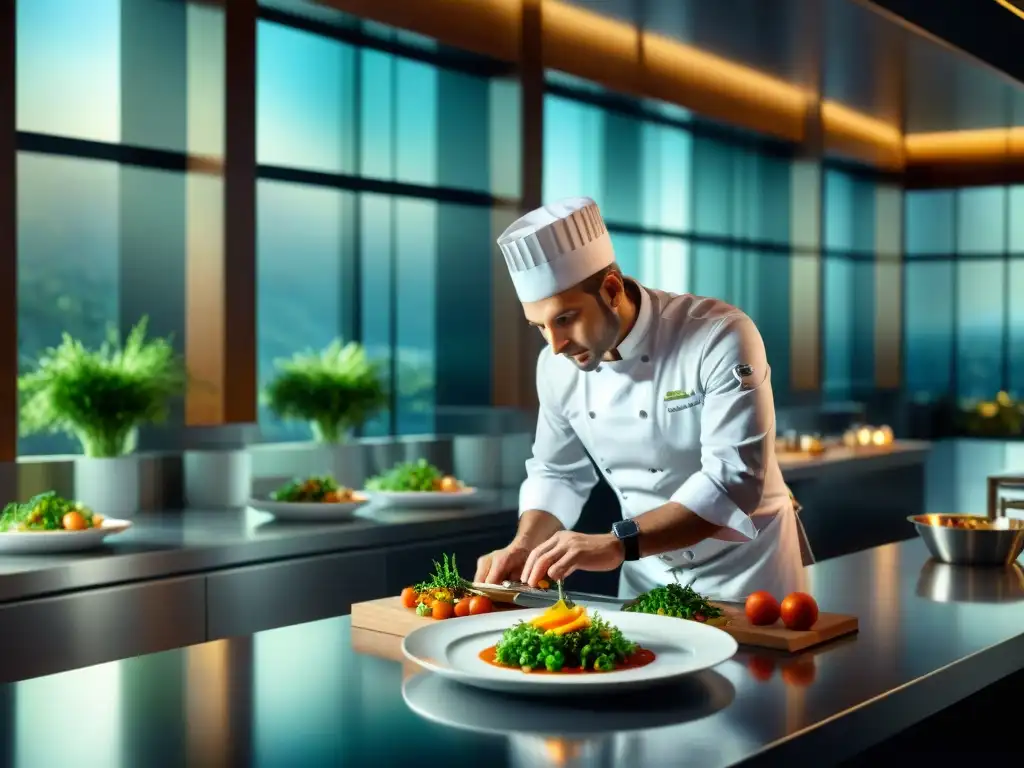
[664,389,702,413]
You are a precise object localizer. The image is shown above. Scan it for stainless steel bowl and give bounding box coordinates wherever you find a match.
[908,514,1024,567]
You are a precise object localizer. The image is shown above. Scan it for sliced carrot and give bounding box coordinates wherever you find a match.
[551,614,591,635]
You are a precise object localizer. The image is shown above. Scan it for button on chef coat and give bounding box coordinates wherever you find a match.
[518,281,804,601]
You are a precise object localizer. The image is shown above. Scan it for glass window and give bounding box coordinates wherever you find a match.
[691,136,732,238]
[824,170,875,253]
[640,124,691,233]
[256,21,356,173]
[17,0,121,143]
[822,256,853,399]
[256,180,350,443]
[600,112,642,227]
[749,250,791,399]
[905,191,955,256]
[903,261,954,396]
[18,153,120,456]
[394,199,437,436]
[956,187,1006,255]
[360,48,395,180]
[1008,259,1024,396]
[850,259,876,391]
[395,59,439,187]
[638,238,689,296]
[359,194,394,437]
[690,244,732,303]
[543,95,604,204]
[1010,186,1024,253]
[956,260,1005,400]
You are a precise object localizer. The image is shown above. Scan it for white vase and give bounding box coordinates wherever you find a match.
[184,449,251,509]
[74,455,142,519]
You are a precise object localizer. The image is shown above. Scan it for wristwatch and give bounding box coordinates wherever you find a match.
[612,518,642,562]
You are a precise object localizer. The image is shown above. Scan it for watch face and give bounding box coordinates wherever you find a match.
[614,519,640,538]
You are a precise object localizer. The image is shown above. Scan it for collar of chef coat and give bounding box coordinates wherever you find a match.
[609,280,654,362]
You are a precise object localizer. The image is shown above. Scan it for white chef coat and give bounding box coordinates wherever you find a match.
[518,280,806,602]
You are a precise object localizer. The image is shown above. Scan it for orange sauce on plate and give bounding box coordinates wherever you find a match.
[478,645,656,674]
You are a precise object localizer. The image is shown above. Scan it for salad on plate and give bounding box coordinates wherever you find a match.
[0,491,105,532]
[365,459,468,494]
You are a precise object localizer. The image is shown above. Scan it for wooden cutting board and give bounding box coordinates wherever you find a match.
[350,596,858,653]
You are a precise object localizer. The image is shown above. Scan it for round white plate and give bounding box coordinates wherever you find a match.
[402,666,735,737]
[0,519,132,554]
[247,494,370,522]
[366,487,479,508]
[401,608,738,697]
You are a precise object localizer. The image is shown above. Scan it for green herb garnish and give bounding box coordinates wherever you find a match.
[0,491,98,532]
[413,553,469,595]
[493,612,637,672]
[365,458,446,492]
[624,582,724,621]
[271,475,342,502]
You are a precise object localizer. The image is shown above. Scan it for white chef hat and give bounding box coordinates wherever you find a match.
[496,196,615,303]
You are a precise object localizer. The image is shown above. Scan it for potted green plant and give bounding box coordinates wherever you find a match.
[263,339,387,443]
[18,317,186,517]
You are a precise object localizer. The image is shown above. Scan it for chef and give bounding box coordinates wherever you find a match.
[475,196,807,601]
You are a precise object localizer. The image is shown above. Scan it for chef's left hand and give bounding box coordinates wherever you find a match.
[520,531,625,587]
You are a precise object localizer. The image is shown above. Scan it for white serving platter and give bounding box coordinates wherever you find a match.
[401,608,738,697]
[0,518,132,554]
[366,487,479,509]
[247,494,371,522]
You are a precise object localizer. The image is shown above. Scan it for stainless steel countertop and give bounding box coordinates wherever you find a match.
[3,536,1022,767]
[0,490,519,603]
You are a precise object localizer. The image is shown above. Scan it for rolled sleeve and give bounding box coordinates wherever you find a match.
[670,313,774,542]
[518,356,598,530]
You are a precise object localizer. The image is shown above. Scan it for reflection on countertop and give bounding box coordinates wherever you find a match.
[5,537,1024,766]
[0,491,518,602]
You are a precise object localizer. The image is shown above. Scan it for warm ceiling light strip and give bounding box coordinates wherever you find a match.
[542,0,810,142]
[323,0,522,62]
[905,127,1024,162]
[993,0,1024,22]
[821,100,904,169]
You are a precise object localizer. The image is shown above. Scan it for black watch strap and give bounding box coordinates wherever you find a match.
[613,519,642,561]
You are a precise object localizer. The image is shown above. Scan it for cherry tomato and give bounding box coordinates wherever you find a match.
[780,592,819,631]
[454,599,472,618]
[432,600,455,620]
[468,595,494,615]
[400,587,418,609]
[62,511,87,531]
[745,590,781,626]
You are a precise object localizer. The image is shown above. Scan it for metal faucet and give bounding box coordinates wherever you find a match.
[986,473,1024,519]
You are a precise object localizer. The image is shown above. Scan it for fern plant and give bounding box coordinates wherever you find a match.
[18,317,187,458]
[262,339,387,444]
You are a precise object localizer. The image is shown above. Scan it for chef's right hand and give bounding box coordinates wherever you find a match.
[475,542,531,585]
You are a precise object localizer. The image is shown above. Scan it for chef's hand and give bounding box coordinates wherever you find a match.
[475,542,531,585]
[520,531,625,587]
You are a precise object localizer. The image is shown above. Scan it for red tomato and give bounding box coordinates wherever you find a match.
[400,587,418,609]
[454,599,471,617]
[746,655,776,682]
[780,592,819,631]
[432,601,455,620]
[468,595,494,615]
[745,591,781,626]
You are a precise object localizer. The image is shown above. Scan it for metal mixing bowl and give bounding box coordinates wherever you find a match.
[908,514,1024,567]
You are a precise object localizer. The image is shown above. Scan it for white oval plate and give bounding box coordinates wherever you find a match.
[402,666,736,737]
[247,494,370,522]
[366,487,479,509]
[401,608,738,697]
[0,518,132,554]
